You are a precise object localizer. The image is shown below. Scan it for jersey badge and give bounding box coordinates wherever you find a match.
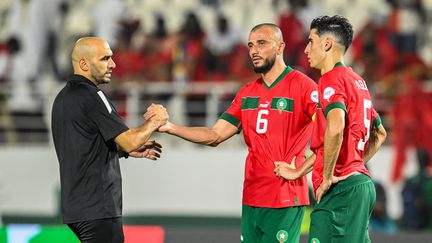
[311,90,319,103]
[276,230,288,242]
[323,87,335,101]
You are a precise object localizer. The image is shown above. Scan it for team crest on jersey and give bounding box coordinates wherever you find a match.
[310,90,319,103]
[276,230,288,242]
[277,98,288,111]
[323,87,335,101]
[310,238,320,243]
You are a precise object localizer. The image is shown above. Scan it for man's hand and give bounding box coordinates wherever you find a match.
[315,178,332,204]
[128,140,162,160]
[274,157,299,180]
[157,121,173,133]
[315,172,358,203]
[144,104,169,128]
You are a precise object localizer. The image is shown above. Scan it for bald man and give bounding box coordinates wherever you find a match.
[51,37,168,243]
[151,24,318,243]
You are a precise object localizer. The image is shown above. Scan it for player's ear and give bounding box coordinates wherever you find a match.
[324,37,332,52]
[278,41,285,55]
[79,58,89,71]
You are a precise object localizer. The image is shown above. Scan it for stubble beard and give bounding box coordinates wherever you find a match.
[253,56,276,74]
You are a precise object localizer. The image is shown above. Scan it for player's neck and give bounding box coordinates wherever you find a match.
[320,56,344,75]
[261,63,287,86]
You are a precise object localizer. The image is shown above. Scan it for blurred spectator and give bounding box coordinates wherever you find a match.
[7,0,64,112]
[278,0,309,72]
[0,37,20,83]
[204,14,244,81]
[387,0,426,53]
[351,19,398,83]
[370,180,397,233]
[173,11,206,84]
[381,53,431,182]
[142,14,174,82]
[401,149,432,230]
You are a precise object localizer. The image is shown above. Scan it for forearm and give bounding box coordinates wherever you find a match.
[168,123,222,147]
[116,120,159,153]
[297,153,316,177]
[363,124,387,163]
[323,129,343,180]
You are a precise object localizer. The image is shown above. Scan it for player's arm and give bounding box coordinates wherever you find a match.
[115,104,168,153]
[274,153,316,180]
[316,107,345,203]
[363,124,387,164]
[159,119,238,147]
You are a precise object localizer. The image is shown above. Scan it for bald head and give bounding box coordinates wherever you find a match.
[250,23,283,43]
[72,37,106,68]
[71,37,115,85]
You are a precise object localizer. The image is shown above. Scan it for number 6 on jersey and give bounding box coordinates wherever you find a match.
[256,109,268,134]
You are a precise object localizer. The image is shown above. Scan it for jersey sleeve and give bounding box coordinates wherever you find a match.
[302,78,318,120]
[219,86,244,130]
[86,90,129,141]
[319,75,347,117]
[372,107,382,129]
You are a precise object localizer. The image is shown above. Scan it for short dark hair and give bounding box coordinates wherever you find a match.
[310,15,353,52]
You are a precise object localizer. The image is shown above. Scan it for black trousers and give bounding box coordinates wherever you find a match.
[68,217,124,243]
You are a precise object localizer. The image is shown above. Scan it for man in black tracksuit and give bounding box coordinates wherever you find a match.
[51,37,168,243]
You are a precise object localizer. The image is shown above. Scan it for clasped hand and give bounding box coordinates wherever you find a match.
[144,104,169,128]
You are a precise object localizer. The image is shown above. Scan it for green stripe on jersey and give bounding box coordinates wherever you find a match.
[324,102,346,117]
[241,97,259,110]
[271,97,294,112]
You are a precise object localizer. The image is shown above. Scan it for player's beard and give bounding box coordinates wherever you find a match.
[253,55,276,74]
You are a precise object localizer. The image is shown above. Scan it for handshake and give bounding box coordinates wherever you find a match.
[144,104,170,132]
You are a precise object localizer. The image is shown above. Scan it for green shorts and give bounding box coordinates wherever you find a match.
[241,204,306,243]
[309,173,376,243]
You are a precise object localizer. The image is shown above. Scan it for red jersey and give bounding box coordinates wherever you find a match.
[220,66,317,208]
[310,64,381,192]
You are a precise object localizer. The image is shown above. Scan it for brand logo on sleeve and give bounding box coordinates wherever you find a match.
[310,90,319,103]
[323,87,335,101]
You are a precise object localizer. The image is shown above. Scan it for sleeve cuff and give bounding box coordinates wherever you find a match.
[373,115,382,129]
[324,102,347,117]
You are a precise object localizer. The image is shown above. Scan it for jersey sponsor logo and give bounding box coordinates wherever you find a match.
[97,91,112,113]
[323,87,335,101]
[276,230,288,242]
[311,90,319,103]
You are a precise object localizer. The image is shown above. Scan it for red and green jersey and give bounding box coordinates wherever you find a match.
[310,63,382,193]
[220,66,317,208]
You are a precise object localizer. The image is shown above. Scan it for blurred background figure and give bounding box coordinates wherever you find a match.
[370,180,397,233]
[401,149,432,230]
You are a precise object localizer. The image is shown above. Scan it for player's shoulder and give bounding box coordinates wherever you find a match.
[239,78,262,91]
[290,68,317,87]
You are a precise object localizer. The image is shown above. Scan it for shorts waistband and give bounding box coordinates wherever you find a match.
[332,173,372,193]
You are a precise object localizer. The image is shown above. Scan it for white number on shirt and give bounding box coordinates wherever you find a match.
[256,109,268,134]
[357,99,372,151]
